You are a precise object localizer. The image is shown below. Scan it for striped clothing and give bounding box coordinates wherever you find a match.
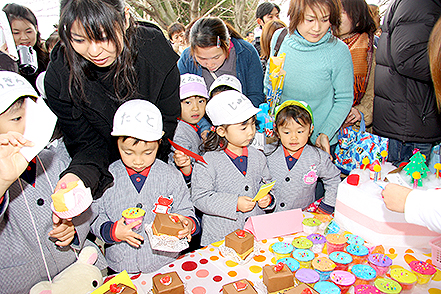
[191,146,273,246]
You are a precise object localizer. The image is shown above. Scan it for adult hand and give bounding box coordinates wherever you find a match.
[382,183,412,213]
[343,108,362,127]
[257,194,272,208]
[50,213,75,246]
[237,196,256,213]
[114,217,144,248]
[54,173,81,193]
[173,214,194,242]
[315,133,331,155]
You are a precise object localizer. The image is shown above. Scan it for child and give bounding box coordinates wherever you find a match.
[170,74,209,184]
[0,71,102,293]
[209,74,243,98]
[191,90,274,246]
[167,22,186,55]
[90,99,200,274]
[267,100,341,214]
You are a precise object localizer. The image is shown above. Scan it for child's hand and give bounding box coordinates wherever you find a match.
[173,150,191,168]
[49,213,75,247]
[382,183,412,213]
[237,196,256,212]
[0,132,33,187]
[201,130,209,141]
[114,217,144,248]
[315,133,331,156]
[172,213,194,242]
[258,194,272,208]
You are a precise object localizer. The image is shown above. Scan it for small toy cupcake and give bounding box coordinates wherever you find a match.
[122,207,146,230]
[295,268,320,287]
[311,256,336,281]
[314,281,341,294]
[330,270,356,294]
[292,237,313,250]
[354,284,381,293]
[292,249,315,269]
[351,264,377,286]
[368,253,392,277]
[271,242,294,260]
[389,268,417,293]
[303,218,322,234]
[374,278,402,294]
[409,260,436,285]
[346,244,370,265]
[277,257,300,273]
[329,251,353,271]
[345,234,365,245]
[326,234,348,255]
[307,233,326,253]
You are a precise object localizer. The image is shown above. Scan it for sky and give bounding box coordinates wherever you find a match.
[7,0,387,40]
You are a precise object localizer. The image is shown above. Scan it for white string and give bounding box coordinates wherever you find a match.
[18,178,52,284]
[36,155,54,192]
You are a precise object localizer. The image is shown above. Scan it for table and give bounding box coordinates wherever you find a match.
[127,214,441,294]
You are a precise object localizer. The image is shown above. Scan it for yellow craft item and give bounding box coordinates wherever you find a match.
[51,181,79,212]
[374,165,381,172]
[412,172,421,180]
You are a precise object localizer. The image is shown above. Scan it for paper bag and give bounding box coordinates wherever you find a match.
[243,209,303,241]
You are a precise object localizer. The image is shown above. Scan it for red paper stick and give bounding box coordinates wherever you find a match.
[168,139,207,164]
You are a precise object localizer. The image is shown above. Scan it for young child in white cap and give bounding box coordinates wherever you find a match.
[191,90,274,246]
[90,99,200,274]
[0,71,104,293]
[209,74,242,98]
[170,74,209,184]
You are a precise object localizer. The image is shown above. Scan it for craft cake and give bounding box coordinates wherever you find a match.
[225,229,254,259]
[222,279,257,294]
[152,271,184,294]
[152,213,184,237]
[263,263,295,293]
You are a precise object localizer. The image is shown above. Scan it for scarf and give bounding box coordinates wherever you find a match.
[342,32,374,106]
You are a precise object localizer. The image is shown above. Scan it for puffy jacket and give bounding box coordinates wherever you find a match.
[373,0,441,142]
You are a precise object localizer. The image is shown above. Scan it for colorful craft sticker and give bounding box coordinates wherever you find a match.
[304,165,318,185]
[152,195,173,214]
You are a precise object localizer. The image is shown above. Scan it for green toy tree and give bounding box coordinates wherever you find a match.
[403,151,429,187]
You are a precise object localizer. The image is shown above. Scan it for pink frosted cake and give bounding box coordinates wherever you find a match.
[334,163,440,248]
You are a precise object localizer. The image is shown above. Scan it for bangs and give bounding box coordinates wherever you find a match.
[60,0,124,44]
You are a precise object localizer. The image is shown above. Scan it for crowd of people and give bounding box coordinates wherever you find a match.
[0,0,441,292]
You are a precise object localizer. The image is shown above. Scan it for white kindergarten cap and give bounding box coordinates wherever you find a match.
[180,73,209,100]
[111,99,163,141]
[206,90,260,126]
[209,74,242,96]
[0,70,38,113]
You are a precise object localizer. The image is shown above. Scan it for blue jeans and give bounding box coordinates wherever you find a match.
[388,139,433,167]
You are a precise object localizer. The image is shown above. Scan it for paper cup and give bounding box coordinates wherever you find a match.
[271,242,294,260]
[346,244,369,265]
[292,249,315,269]
[330,270,355,294]
[329,251,353,271]
[374,278,402,294]
[326,234,348,255]
[292,237,313,250]
[311,257,336,281]
[122,207,146,230]
[307,233,326,254]
[409,260,436,285]
[351,264,377,286]
[295,268,320,287]
[368,253,392,277]
[390,268,417,293]
[302,217,322,235]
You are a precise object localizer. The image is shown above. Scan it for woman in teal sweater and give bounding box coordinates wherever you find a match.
[264,0,353,154]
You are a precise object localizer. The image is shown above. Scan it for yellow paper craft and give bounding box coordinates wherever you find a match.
[91,270,136,294]
[252,180,276,202]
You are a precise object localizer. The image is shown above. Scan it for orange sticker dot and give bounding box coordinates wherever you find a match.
[428,288,441,294]
[210,256,219,261]
[405,249,414,254]
[249,265,262,274]
[253,255,266,262]
[209,248,215,252]
[278,237,284,242]
[141,281,146,285]
[260,250,266,254]
[259,275,263,279]
[432,269,441,282]
[404,254,417,265]
[228,271,237,277]
[185,276,191,280]
[262,240,268,244]
[226,260,238,267]
[389,248,395,254]
[271,257,277,264]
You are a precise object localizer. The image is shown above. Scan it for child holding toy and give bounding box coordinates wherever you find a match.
[0,71,102,294]
[191,90,274,246]
[90,100,200,274]
[267,100,341,214]
[170,74,209,184]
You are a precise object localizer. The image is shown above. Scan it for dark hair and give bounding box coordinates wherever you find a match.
[120,136,151,145]
[201,116,256,152]
[260,20,287,60]
[45,30,60,52]
[0,97,25,115]
[190,17,243,59]
[246,31,254,37]
[58,0,138,103]
[288,0,342,35]
[210,85,236,98]
[167,22,185,39]
[2,3,49,68]
[338,0,377,36]
[256,2,281,20]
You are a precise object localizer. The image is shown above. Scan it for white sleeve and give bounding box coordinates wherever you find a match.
[404,189,441,234]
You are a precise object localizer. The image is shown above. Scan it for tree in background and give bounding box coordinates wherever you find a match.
[127,0,269,36]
